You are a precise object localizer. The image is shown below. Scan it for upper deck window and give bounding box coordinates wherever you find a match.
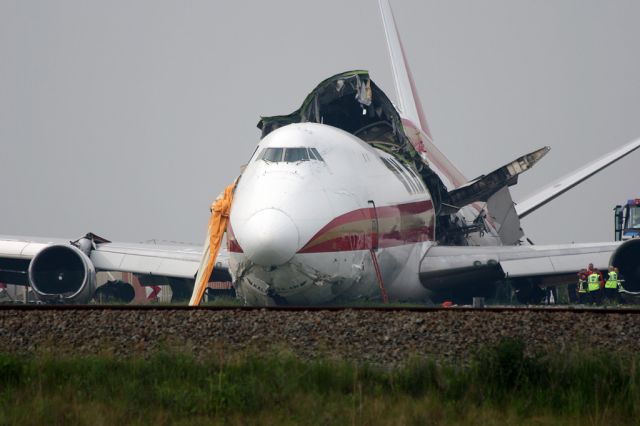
[381,156,426,195]
[258,147,325,163]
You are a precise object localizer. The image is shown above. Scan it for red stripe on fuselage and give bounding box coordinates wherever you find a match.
[300,226,433,253]
[298,200,434,253]
[226,222,243,253]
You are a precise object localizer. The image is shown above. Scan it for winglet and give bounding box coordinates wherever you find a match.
[516,137,640,218]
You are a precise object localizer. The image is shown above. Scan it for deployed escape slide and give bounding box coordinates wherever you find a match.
[189,182,235,306]
[189,71,547,305]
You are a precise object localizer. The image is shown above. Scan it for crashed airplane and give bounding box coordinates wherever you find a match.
[1,0,640,305]
[222,70,551,305]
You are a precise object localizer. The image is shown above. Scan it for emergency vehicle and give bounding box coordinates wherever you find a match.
[614,199,640,241]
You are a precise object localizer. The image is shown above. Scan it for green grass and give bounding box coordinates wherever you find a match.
[0,339,638,425]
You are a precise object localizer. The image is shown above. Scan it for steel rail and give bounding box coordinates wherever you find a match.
[1,304,640,314]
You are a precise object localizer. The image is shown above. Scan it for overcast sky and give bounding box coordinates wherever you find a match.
[1,0,639,246]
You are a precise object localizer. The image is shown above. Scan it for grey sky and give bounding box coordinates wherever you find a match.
[1,0,639,246]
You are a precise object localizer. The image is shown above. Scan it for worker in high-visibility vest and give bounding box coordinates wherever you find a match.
[604,266,620,303]
[616,267,625,289]
[587,270,602,304]
[586,263,605,286]
[577,270,588,304]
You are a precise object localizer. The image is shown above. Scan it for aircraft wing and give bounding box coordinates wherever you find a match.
[90,241,205,278]
[0,234,229,303]
[419,241,628,295]
[516,137,640,218]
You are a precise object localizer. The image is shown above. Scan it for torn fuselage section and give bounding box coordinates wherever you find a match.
[259,71,400,145]
[258,70,449,225]
[435,147,549,245]
[256,70,547,248]
[257,70,500,246]
[444,147,550,214]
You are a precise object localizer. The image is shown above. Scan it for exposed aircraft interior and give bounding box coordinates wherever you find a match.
[257,71,455,240]
[2,0,639,308]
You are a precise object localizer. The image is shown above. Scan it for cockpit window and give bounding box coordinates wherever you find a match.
[260,147,284,162]
[309,148,324,162]
[284,148,309,162]
[258,147,325,163]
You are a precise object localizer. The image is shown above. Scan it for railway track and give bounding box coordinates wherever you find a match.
[1,303,640,313]
[2,303,640,367]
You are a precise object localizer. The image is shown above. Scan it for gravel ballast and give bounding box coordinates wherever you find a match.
[1,307,639,366]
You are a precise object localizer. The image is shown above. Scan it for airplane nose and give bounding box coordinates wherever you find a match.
[240,208,300,267]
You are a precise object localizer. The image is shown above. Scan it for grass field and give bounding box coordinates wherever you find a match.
[0,339,637,425]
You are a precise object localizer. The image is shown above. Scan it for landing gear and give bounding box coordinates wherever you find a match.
[513,279,546,305]
[430,282,497,306]
[93,280,135,303]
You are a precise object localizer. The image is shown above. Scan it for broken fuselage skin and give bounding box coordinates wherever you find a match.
[228,123,438,305]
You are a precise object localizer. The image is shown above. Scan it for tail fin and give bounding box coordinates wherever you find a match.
[378,0,432,140]
[378,0,466,189]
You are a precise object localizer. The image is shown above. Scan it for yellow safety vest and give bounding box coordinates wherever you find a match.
[605,271,619,289]
[588,273,600,292]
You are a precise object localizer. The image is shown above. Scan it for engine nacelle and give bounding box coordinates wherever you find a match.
[28,244,97,303]
[610,239,640,292]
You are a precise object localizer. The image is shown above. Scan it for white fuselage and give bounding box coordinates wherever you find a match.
[227,123,437,305]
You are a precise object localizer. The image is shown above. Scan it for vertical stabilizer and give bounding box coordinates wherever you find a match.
[378,0,467,190]
[378,0,432,141]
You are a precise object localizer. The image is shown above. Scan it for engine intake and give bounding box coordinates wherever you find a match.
[610,239,640,292]
[28,244,97,303]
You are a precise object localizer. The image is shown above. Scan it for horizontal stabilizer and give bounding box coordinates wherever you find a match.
[441,146,549,214]
[516,137,640,218]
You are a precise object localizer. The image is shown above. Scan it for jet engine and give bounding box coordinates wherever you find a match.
[610,238,640,292]
[27,244,97,304]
